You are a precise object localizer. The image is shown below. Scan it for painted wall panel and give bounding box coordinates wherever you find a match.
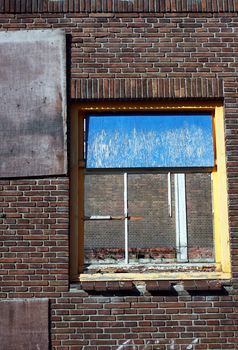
[0,29,67,177]
[0,299,49,350]
[86,114,214,168]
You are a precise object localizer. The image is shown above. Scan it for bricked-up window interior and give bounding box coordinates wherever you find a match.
[84,113,215,268]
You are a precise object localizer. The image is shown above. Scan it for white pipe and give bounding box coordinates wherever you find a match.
[168,172,172,217]
[175,173,188,262]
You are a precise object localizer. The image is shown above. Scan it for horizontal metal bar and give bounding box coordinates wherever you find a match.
[84,167,214,175]
[84,215,144,221]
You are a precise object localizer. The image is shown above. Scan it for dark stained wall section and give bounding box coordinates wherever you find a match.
[0,29,67,178]
[0,299,49,350]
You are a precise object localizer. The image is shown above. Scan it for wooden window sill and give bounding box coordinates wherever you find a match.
[79,271,231,282]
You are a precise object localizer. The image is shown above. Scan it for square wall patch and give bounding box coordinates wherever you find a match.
[0,299,49,350]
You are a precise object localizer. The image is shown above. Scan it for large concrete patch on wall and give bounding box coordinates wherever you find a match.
[0,299,49,350]
[0,29,67,177]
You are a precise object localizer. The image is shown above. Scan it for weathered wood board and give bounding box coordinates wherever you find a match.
[0,30,67,177]
[0,299,49,350]
[86,113,214,168]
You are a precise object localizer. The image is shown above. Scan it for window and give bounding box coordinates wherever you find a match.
[70,102,231,282]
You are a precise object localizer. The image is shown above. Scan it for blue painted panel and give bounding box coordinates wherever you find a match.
[85,113,214,168]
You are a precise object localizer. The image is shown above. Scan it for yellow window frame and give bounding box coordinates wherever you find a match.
[70,101,231,282]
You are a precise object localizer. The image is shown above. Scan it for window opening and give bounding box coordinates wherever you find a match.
[83,112,215,269]
[70,103,231,280]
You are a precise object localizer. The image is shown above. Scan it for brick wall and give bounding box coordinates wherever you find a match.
[1,2,238,349]
[0,179,69,296]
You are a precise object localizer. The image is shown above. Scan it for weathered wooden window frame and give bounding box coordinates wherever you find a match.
[70,101,231,282]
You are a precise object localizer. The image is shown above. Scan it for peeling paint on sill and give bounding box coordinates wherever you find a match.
[84,262,217,274]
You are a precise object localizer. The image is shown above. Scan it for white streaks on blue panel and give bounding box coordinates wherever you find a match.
[86,114,214,168]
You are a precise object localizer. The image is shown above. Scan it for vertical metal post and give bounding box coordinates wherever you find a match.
[174,173,188,262]
[124,172,129,264]
[83,117,86,160]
